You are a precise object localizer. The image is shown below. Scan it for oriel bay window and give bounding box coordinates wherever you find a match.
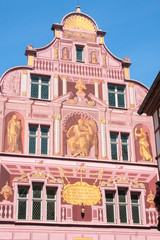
[17,183,57,221]
[105,189,141,225]
[110,132,130,161]
[108,85,126,108]
[29,125,49,155]
[30,75,50,100]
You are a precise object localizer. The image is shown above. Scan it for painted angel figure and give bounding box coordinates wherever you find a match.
[67,118,98,157]
[135,127,152,162]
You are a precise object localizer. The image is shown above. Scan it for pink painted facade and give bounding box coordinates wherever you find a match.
[0,7,159,240]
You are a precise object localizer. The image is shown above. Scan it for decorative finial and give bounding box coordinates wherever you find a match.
[75,78,86,95]
[0,181,13,201]
[76,4,81,13]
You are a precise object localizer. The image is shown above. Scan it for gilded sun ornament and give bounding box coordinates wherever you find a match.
[64,15,95,32]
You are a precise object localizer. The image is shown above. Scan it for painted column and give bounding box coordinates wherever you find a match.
[62,75,67,95]
[102,80,106,103]
[129,83,135,109]
[54,74,58,99]
[100,119,107,159]
[94,79,99,98]
[54,114,61,155]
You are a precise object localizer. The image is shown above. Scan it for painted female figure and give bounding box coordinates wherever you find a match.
[135,127,152,161]
[7,114,22,152]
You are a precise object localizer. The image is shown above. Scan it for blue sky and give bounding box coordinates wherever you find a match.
[0,0,159,88]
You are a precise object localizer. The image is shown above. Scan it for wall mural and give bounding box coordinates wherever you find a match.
[59,167,103,206]
[134,124,153,162]
[67,118,98,157]
[5,112,24,153]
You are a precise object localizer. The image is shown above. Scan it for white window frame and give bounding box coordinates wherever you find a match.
[17,183,57,222]
[17,186,29,220]
[29,125,50,155]
[121,133,130,161]
[110,132,119,160]
[40,126,49,155]
[108,84,126,108]
[46,187,57,222]
[32,183,43,221]
[105,191,115,223]
[131,192,141,224]
[110,132,130,161]
[28,125,38,155]
[30,75,50,100]
[118,189,128,224]
[104,188,142,225]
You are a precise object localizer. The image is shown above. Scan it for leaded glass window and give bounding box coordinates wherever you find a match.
[46,188,56,221]
[131,193,140,224]
[30,76,50,100]
[32,184,42,220]
[17,187,29,220]
[105,192,115,223]
[108,85,125,108]
[121,134,129,161]
[29,126,37,154]
[76,47,83,62]
[118,189,128,223]
[110,133,118,160]
[40,126,49,155]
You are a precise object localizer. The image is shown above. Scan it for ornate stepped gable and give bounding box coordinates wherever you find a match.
[0,5,159,240]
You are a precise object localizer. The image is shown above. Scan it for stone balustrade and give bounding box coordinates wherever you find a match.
[146,208,158,226]
[34,59,54,72]
[0,202,14,221]
[59,62,103,77]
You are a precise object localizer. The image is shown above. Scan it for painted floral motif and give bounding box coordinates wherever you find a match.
[1,70,21,96]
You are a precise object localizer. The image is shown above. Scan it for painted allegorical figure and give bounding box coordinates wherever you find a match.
[62,47,69,59]
[7,114,22,152]
[67,118,98,157]
[91,51,97,63]
[134,127,152,162]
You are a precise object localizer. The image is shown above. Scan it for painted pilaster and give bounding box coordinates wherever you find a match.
[62,75,67,95]
[129,83,135,108]
[102,80,106,103]
[54,114,61,155]
[21,70,28,97]
[94,79,99,98]
[100,119,107,159]
[54,74,59,99]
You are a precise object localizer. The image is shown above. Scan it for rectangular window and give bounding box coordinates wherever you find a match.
[110,132,130,161]
[118,189,128,223]
[40,126,49,155]
[29,126,37,154]
[108,85,125,108]
[121,134,129,161]
[17,187,29,220]
[46,188,56,221]
[131,193,140,224]
[110,133,118,160]
[105,192,115,223]
[30,76,50,100]
[29,125,50,155]
[76,47,83,62]
[32,184,43,220]
[105,189,141,225]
